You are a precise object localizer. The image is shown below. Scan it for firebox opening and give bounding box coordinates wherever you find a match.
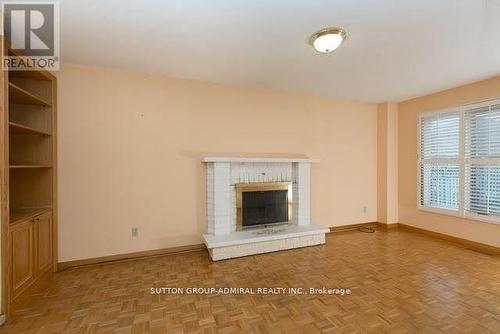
[242,190,288,227]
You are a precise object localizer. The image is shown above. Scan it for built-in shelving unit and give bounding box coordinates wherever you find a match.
[0,40,58,315]
[7,69,56,215]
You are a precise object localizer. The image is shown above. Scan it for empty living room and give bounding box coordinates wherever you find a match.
[0,0,499,333]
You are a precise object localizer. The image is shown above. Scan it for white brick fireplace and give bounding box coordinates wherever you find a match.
[202,157,329,260]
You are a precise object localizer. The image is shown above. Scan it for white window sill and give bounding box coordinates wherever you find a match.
[418,206,500,225]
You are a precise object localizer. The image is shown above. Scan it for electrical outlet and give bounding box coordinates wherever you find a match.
[363,206,367,213]
[132,227,138,237]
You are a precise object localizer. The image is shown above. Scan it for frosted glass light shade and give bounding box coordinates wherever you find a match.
[311,28,346,53]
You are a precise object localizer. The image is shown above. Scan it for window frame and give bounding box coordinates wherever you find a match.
[417,99,500,225]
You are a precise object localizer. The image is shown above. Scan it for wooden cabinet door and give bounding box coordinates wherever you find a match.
[10,219,35,296]
[35,212,52,274]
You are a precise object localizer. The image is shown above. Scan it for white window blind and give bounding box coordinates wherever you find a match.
[464,104,500,216]
[419,112,460,210]
[418,99,500,224]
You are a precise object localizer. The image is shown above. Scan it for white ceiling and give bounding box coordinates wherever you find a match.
[60,0,500,102]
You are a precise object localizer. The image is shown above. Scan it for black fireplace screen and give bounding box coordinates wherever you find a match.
[242,190,288,227]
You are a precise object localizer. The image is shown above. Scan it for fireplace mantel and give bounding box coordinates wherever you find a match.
[202,157,319,163]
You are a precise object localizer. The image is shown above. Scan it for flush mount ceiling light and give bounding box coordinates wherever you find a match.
[310,27,346,53]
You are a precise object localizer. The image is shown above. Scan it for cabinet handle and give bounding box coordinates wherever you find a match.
[33,218,40,223]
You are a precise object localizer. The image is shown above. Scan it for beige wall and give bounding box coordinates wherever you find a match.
[398,76,500,247]
[377,106,387,223]
[58,63,378,262]
[377,102,398,224]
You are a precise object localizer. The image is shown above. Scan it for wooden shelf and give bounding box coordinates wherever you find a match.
[6,46,55,81]
[10,207,51,225]
[9,70,54,81]
[9,122,50,136]
[9,82,51,107]
[10,165,52,169]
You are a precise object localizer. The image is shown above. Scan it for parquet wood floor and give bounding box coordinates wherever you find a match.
[1,229,499,333]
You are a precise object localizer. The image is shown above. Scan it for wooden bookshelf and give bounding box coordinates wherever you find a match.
[0,39,58,316]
